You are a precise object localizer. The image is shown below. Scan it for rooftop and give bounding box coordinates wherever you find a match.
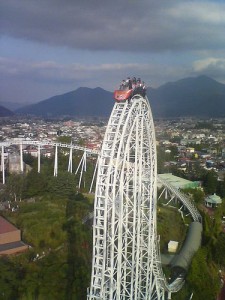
[205,193,222,204]
[158,173,199,189]
[0,216,18,234]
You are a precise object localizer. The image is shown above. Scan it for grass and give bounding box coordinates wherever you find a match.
[157,205,187,252]
[1,194,93,299]
[2,196,67,252]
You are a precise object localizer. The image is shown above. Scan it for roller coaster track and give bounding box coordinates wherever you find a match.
[86,94,200,300]
[158,177,202,223]
[0,98,202,298]
[0,140,98,155]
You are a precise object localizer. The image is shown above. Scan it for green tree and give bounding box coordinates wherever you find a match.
[47,171,77,199]
[24,169,50,197]
[23,153,36,167]
[187,248,220,300]
[217,175,225,198]
[182,188,205,204]
[203,170,218,194]
[63,196,92,300]
[57,135,72,144]
[213,233,225,266]
[0,258,21,299]
[6,173,26,201]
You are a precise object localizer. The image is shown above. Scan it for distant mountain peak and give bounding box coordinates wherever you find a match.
[149,75,225,117]
[16,87,114,117]
[0,105,14,117]
[15,75,225,118]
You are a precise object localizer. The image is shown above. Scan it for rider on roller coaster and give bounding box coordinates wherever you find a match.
[114,76,147,102]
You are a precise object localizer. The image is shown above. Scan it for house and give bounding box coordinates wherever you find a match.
[0,216,28,255]
[205,193,222,208]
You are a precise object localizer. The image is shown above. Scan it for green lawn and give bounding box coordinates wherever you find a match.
[0,195,92,300]
[157,205,187,252]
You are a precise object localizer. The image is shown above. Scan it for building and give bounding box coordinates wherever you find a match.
[158,173,200,190]
[205,193,222,208]
[168,240,179,253]
[0,216,28,255]
[8,154,24,174]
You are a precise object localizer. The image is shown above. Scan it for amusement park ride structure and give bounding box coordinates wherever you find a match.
[0,88,202,300]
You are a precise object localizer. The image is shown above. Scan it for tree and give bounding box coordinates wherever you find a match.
[0,258,21,299]
[6,173,26,201]
[57,135,72,144]
[187,248,220,300]
[213,233,225,266]
[63,197,92,300]
[24,169,49,197]
[203,170,218,194]
[217,175,225,198]
[182,188,205,204]
[47,171,77,199]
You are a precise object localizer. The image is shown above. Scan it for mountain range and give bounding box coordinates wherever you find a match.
[149,75,225,117]
[16,87,114,118]
[0,105,14,117]
[1,75,225,118]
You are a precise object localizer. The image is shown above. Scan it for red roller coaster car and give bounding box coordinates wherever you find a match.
[114,77,147,102]
[114,89,133,102]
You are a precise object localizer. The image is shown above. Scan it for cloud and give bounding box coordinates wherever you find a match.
[0,57,140,82]
[0,56,191,103]
[1,0,225,52]
[192,57,225,83]
[1,1,225,105]
[0,56,188,86]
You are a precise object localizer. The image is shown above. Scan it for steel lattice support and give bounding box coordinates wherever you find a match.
[87,96,165,300]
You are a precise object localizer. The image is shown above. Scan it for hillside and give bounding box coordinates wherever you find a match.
[0,105,14,117]
[15,76,225,118]
[149,75,225,117]
[16,87,114,117]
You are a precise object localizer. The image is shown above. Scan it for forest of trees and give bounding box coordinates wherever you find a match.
[0,152,94,299]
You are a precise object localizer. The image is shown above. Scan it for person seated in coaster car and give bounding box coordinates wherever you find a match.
[114,77,133,102]
[114,77,147,102]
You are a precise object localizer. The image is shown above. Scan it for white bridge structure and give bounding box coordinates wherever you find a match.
[0,95,202,300]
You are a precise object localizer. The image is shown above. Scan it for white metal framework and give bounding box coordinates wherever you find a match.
[0,115,202,298]
[87,95,166,300]
[0,140,97,186]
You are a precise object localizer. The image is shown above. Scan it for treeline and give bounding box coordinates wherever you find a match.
[1,151,96,202]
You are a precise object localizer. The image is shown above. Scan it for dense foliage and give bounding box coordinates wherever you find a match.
[0,154,94,300]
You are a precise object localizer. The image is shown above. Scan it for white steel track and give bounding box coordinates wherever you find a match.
[0,140,98,155]
[87,95,167,300]
[0,103,201,298]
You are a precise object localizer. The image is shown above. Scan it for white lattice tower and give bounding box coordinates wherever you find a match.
[88,95,165,300]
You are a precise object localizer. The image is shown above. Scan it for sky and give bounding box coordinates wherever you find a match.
[1,0,225,104]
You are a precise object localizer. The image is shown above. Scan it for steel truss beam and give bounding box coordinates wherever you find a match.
[88,96,166,300]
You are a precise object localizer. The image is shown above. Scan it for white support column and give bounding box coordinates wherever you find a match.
[68,146,73,173]
[54,144,58,177]
[78,150,86,189]
[89,156,99,193]
[75,152,84,175]
[165,188,168,200]
[38,144,41,173]
[20,143,24,173]
[1,145,5,184]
